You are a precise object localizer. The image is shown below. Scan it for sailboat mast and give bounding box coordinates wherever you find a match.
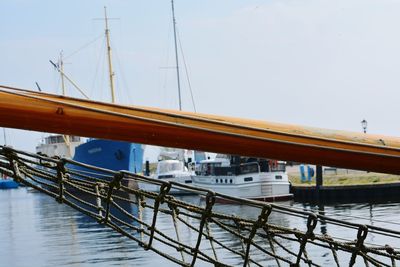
[59,51,66,96]
[104,6,116,104]
[171,0,182,111]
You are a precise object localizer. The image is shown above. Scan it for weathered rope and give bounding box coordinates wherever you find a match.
[1,145,400,267]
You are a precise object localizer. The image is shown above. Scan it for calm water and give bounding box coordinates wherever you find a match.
[1,188,400,266]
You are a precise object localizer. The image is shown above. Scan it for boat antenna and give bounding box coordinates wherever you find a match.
[171,0,182,111]
[104,6,116,104]
[35,82,42,92]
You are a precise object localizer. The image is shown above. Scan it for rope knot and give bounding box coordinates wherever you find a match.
[205,192,216,211]
[110,172,124,190]
[306,214,318,231]
[256,205,272,227]
[157,183,171,204]
[57,159,67,175]
[385,244,395,255]
[2,146,16,159]
[356,225,368,243]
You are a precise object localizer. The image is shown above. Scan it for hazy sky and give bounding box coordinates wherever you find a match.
[1,0,400,160]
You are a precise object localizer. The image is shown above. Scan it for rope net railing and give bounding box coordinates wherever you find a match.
[0,145,399,266]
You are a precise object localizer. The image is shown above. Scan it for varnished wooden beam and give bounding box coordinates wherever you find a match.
[0,85,400,174]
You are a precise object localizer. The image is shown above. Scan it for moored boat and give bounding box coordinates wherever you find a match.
[140,148,193,194]
[191,154,292,201]
[72,139,143,174]
[0,175,18,189]
[36,134,82,158]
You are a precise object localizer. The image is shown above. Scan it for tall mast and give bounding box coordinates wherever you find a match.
[171,0,182,111]
[104,6,116,104]
[59,51,66,96]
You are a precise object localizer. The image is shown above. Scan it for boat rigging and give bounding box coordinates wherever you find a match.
[171,0,182,111]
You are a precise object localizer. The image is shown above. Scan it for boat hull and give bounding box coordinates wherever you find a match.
[72,139,143,174]
[0,179,19,189]
[192,172,292,201]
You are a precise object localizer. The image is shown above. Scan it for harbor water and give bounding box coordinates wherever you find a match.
[1,187,399,266]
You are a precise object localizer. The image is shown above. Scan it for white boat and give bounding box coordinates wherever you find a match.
[141,149,194,194]
[36,134,82,158]
[155,159,194,190]
[191,154,293,201]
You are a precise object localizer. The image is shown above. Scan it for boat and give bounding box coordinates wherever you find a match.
[191,154,293,201]
[36,134,82,158]
[144,148,194,194]
[73,139,143,174]
[0,179,19,189]
[0,175,18,189]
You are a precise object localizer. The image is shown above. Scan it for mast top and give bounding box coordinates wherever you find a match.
[171,0,182,111]
[103,6,116,104]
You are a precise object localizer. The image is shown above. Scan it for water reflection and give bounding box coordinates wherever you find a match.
[1,188,400,266]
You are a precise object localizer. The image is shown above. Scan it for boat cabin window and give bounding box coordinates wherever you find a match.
[45,135,64,144]
[158,162,184,173]
[244,177,253,182]
[200,162,222,176]
[44,135,80,145]
[269,162,286,172]
[70,136,81,142]
[240,162,259,174]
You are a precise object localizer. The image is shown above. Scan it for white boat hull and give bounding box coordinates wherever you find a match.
[192,172,292,200]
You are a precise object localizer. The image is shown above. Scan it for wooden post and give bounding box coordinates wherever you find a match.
[316,165,323,201]
[145,160,150,176]
[316,165,323,187]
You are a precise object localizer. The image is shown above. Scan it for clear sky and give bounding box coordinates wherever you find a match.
[1,0,400,160]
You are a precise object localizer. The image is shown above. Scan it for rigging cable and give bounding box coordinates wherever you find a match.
[90,36,107,101]
[89,35,106,99]
[64,34,104,60]
[99,37,107,102]
[113,42,133,105]
[176,27,197,112]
